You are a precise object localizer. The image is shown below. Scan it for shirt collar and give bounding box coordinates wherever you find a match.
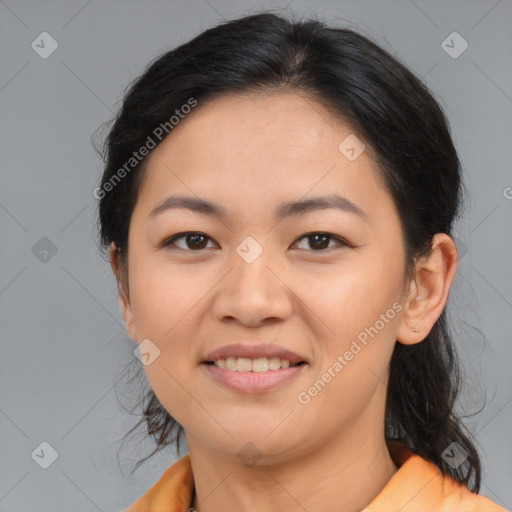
[123,441,505,512]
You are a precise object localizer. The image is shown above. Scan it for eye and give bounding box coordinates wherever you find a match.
[161,232,217,251]
[292,232,350,252]
[161,231,351,252]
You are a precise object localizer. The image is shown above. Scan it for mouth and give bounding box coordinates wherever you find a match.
[201,361,307,393]
[202,357,307,372]
[200,343,309,393]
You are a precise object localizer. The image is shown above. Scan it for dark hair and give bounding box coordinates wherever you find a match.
[95,11,484,491]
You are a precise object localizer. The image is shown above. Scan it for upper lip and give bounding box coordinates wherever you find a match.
[202,343,307,365]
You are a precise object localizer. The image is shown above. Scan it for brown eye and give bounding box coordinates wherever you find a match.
[293,232,348,252]
[161,231,350,253]
[163,232,215,251]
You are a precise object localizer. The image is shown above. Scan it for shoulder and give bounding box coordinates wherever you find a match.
[439,474,508,512]
[364,443,508,512]
[121,454,194,512]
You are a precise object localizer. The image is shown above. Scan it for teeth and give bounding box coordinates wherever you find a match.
[213,356,298,372]
[252,357,268,372]
[226,357,237,371]
[236,357,252,372]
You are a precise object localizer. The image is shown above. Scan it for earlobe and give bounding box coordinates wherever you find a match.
[119,283,137,341]
[396,233,458,345]
[109,242,137,341]
[109,242,119,276]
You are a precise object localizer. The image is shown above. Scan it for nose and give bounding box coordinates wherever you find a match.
[212,243,293,327]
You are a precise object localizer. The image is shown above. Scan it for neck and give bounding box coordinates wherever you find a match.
[186,407,399,512]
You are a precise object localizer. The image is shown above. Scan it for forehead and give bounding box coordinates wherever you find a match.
[156,91,359,163]
[134,92,395,226]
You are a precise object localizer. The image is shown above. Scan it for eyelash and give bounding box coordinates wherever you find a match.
[160,231,352,253]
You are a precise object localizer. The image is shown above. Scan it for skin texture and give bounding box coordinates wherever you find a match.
[110,92,458,512]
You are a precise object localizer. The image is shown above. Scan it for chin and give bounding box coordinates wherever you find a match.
[204,424,305,464]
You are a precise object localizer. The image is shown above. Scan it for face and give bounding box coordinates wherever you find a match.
[119,92,409,464]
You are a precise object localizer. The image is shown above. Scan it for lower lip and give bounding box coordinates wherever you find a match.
[201,363,307,393]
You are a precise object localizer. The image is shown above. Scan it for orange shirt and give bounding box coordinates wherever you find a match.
[122,442,507,512]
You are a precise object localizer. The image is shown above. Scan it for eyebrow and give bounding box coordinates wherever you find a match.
[149,193,369,223]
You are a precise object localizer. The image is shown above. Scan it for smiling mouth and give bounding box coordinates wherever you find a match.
[203,357,307,372]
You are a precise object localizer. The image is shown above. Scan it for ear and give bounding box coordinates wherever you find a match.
[109,242,137,341]
[396,233,458,345]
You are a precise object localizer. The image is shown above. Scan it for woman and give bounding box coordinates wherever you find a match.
[95,11,507,512]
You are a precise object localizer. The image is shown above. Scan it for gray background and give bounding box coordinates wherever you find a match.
[0,1,511,511]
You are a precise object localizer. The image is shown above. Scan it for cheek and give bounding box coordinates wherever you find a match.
[296,255,402,384]
[127,262,201,423]
[302,277,399,421]
[297,259,397,336]
[129,258,198,339]
[128,259,208,381]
